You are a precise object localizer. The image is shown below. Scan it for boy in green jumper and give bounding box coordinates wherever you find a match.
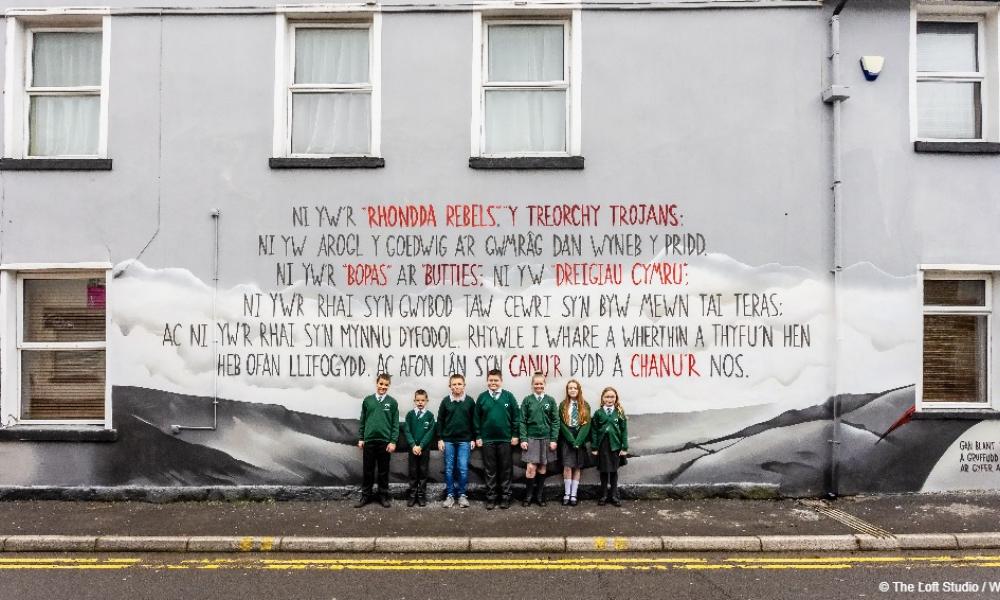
[475,369,520,510]
[404,389,435,507]
[519,372,559,507]
[356,373,399,508]
[436,374,477,508]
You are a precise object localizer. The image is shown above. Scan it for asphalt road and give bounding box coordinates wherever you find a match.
[4,551,1000,600]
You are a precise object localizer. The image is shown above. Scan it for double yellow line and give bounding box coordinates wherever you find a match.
[3,556,1000,572]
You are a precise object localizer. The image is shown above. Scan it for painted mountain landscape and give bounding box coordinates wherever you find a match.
[0,385,977,496]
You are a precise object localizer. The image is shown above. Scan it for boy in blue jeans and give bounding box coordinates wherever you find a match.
[436,373,477,508]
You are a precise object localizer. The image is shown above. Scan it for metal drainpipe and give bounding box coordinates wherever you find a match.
[823,0,850,498]
[171,209,221,434]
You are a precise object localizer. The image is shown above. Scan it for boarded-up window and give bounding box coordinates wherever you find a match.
[922,277,989,404]
[18,275,106,421]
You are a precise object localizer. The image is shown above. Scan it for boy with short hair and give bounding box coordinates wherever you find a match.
[356,373,399,508]
[404,389,435,507]
[436,374,477,508]
[519,372,559,507]
[475,369,520,510]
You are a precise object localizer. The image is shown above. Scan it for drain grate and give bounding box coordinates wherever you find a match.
[799,500,895,539]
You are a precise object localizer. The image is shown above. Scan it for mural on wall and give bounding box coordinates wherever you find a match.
[3,199,998,495]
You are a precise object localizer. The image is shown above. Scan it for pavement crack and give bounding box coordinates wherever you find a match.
[690,569,738,600]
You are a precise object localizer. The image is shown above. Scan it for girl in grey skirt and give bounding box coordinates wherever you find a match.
[558,379,592,506]
[519,372,559,507]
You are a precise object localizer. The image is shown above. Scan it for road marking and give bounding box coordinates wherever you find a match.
[4,555,1000,572]
[257,557,707,565]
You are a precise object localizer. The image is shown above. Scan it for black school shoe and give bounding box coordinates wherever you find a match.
[569,497,578,506]
[417,495,427,507]
[597,496,607,506]
[354,495,372,509]
[379,494,391,508]
[486,499,497,510]
[500,497,511,509]
[407,495,418,507]
[609,497,622,507]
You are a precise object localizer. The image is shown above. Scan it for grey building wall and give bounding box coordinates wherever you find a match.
[0,0,996,496]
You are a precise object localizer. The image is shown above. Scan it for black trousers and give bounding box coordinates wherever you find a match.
[407,452,430,496]
[482,442,513,501]
[362,441,391,496]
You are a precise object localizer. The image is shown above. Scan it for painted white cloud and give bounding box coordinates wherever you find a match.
[109,254,919,420]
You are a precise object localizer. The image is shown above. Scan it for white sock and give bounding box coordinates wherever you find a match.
[563,479,572,497]
[570,479,580,497]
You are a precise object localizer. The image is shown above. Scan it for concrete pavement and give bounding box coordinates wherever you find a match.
[1,491,999,553]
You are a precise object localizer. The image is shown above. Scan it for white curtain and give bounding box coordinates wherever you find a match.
[292,92,370,154]
[918,81,980,139]
[917,22,978,73]
[30,96,100,156]
[485,90,565,153]
[488,25,563,82]
[29,32,101,156]
[32,32,102,87]
[295,28,369,84]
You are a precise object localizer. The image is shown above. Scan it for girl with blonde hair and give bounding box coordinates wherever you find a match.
[590,386,628,506]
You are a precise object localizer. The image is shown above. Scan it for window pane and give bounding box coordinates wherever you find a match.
[23,278,106,343]
[29,95,100,156]
[294,28,369,85]
[32,32,102,87]
[917,21,978,73]
[485,90,566,153]
[20,350,105,420]
[917,81,981,139]
[488,25,564,82]
[924,279,987,307]
[292,92,370,154]
[923,314,987,403]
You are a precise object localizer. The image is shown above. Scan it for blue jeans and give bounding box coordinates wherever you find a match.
[442,441,471,498]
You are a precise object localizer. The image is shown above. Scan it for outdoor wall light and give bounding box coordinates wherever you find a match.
[860,56,884,81]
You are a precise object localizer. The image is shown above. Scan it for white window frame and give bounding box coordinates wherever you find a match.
[471,9,582,158]
[0,264,112,429]
[918,267,996,412]
[911,5,1000,143]
[3,13,111,159]
[272,11,382,158]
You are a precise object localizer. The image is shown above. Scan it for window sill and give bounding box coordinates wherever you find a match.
[913,410,1000,420]
[913,141,1000,154]
[469,156,585,170]
[0,158,112,171]
[0,426,117,442]
[269,157,385,169]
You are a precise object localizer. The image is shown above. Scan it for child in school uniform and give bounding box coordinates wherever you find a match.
[436,373,477,509]
[475,368,520,510]
[519,371,558,507]
[558,378,592,506]
[404,389,435,507]
[590,386,628,507]
[356,373,399,508]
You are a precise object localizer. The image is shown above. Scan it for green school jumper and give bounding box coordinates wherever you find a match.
[404,409,436,450]
[475,390,520,443]
[519,394,559,441]
[435,395,477,442]
[358,394,400,443]
[590,407,628,452]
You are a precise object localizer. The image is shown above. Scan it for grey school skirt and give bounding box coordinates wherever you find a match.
[558,434,591,469]
[521,438,555,465]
